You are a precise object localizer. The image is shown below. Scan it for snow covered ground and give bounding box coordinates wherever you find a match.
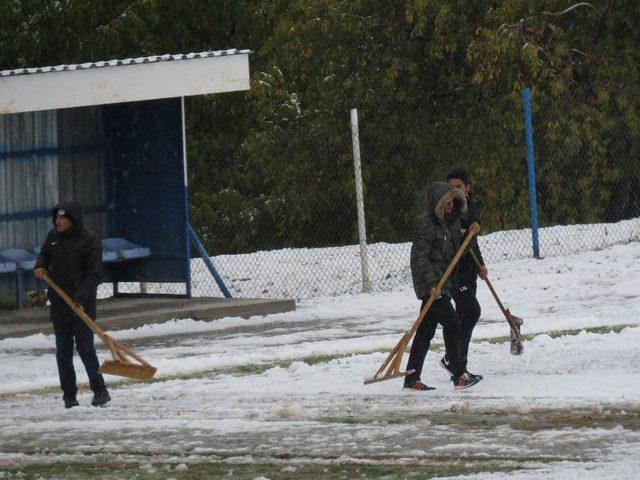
[1,241,640,479]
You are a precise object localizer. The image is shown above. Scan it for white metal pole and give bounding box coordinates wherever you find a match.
[181,96,192,297]
[350,108,372,293]
[181,96,189,189]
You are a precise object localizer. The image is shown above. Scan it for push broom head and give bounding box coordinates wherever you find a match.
[100,360,157,380]
[508,312,524,356]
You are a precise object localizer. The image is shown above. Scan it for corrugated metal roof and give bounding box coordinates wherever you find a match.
[0,49,251,78]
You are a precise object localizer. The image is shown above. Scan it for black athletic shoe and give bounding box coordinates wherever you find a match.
[91,390,111,407]
[439,356,455,376]
[64,397,79,409]
[454,373,481,390]
[403,380,436,391]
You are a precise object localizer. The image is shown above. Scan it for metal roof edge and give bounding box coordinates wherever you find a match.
[0,49,253,78]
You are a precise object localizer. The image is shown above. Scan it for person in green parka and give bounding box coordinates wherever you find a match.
[405,181,481,391]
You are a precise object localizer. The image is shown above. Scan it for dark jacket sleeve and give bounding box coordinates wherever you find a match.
[410,215,437,299]
[466,198,485,266]
[35,230,54,270]
[73,235,103,306]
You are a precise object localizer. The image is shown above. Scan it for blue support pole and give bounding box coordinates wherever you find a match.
[188,223,232,298]
[522,87,541,258]
[16,270,23,310]
[183,184,193,298]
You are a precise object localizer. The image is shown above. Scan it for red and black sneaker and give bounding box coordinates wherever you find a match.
[465,370,483,381]
[403,380,435,391]
[454,373,481,390]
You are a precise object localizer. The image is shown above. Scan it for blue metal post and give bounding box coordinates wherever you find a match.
[522,87,541,258]
[188,223,232,298]
[183,184,193,298]
[16,270,23,310]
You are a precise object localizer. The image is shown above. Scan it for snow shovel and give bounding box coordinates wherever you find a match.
[42,275,157,379]
[469,250,523,355]
[364,224,480,385]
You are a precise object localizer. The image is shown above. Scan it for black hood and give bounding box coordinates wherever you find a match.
[52,201,84,232]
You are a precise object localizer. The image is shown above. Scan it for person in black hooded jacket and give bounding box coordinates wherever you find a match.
[34,201,110,408]
[441,168,488,380]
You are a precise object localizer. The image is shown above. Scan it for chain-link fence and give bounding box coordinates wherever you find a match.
[529,90,640,257]
[157,87,640,301]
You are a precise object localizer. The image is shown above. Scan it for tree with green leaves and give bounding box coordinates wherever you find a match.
[2,1,639,254]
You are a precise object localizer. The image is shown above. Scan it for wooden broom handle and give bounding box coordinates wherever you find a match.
[41,275,109,342]
[469,250,509,317]
[469,249,521,339]
[437,224,479,289]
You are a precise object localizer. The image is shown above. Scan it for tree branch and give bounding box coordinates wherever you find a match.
[106,1,139,27]
[542,2,594,17]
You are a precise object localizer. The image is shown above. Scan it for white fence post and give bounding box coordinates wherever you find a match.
[350,108,372,293]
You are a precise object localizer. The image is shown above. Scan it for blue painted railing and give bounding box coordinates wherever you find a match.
[188,223,232,298]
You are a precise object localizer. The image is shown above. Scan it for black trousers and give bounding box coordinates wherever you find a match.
[405,295,463,384]
[453,280,481,371]
[53,319,106,398]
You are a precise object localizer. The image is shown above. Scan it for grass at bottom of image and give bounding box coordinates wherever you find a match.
[0,457,537,480]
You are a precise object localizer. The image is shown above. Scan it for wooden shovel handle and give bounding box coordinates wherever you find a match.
[407,223,480,337]
[373,224,480,378]
[41,275,108,342]
[42,275,154,365]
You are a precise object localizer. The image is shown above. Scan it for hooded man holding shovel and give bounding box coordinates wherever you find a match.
[34,201,111,409]
[405,181,481,391]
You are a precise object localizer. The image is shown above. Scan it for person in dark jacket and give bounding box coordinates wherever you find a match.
[405,181,481,391]
[440,168,488,380]
[34,201,110,408]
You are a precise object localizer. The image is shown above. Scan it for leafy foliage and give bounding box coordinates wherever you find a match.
[2,1,639,253]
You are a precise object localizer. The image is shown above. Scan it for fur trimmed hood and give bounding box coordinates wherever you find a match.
[426,181,467,221]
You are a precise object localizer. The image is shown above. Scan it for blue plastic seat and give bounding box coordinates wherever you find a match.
[0,258,17,273]
[34,245,118,263]
[0,249,37,270]
[102,238,151,260]
[102,250,119,262]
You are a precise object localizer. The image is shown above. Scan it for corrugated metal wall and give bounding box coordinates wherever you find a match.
[1,106,108,305]
[0,110,59,250]
[57,107,108,236]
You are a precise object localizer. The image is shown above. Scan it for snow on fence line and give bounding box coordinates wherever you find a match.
[102,218,640,301]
